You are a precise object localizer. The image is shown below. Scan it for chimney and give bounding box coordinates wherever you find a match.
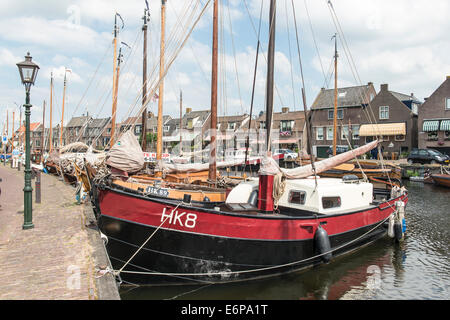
[447,75,450,79]
[368,82,373,86]
[186,107,192,114]
[380,84,388,91]
[282,107,289,113]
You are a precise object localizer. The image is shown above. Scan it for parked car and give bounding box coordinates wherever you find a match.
[407,148,450,165]
[326,146,349,157]
[274,149,298,160]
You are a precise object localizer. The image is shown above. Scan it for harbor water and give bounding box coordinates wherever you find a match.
[120,180,449,300]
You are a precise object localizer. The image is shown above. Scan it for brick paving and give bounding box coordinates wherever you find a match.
[0,165,98,300]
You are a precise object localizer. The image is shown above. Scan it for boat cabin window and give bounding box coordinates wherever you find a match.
[289,190,306,205]
[322,196,341,209]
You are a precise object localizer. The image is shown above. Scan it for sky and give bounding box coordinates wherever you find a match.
[1,0,450,135]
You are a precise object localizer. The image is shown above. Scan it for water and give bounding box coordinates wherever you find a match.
[120,180,450,300]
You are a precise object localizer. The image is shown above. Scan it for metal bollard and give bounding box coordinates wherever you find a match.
[18,160,21,171]
[35,170,41,203]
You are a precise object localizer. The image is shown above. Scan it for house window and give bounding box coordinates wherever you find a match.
[280,120,294,132]
[341,125,349,140]
[352,125,360,140]
[187,120,193,129]
[326,127,334,141]
[164,125,170,132]
[379,106,389,120]
[381,136,390,142]
[395,135,406,142]
[328,109,344,120]
[427,131,438,141]
[316,127,324,141]
[259,121,266,129]
[135,126,141,134]
[289,190,306,205]
[446,98,450,110]
[445,131,450,140]
[228,122,236,130]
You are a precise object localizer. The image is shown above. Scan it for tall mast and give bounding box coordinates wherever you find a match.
[111,49,122,146]
[156,0,166,163]
[49,72,53,152]
[265,0,276,152]
[110,13,121,147]
[179,90,183,155]
[60,70,68,147]
[41,100,45,158]
[19,106,22,149]
[208,0,218,183]
[141,7,150,151]
[12,111,15,152]
[332,34,338,156]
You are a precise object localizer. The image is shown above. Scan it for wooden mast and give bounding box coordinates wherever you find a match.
[41,100,45,160]
[12,111,14,152]
[19,106,22,149]
[332,34,338,156]
[111,49,122,147]
[60,70,67,148]
[141,7,150,151]
[208,0,218,182]
[156,0,166,164]
[49,72,53,152]
[110,13,119,147]
[179,90,183,155]
[265,0,276,152]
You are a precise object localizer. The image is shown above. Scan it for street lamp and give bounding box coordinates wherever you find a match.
[16,52,39,230]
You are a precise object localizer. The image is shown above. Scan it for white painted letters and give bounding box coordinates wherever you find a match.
[161,208,197,229]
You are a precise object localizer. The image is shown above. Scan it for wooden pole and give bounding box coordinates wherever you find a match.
[333,34,338,156]
[110,14,119,148]
[19,106,22,149]
[179,90,183,155]
[60,72,67,148]
[265,0,276,152]
[156,0,166,163]
[12,111,15,152]
[41,100,45,159]
[111,51,122,147]
[208,0,218,182]
[49,73,53,152]
[141,9,149,151]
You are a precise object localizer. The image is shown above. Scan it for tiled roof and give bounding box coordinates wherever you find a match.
[311,84,374,110]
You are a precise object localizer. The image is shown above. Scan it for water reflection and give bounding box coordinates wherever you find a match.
[120,181,450,300]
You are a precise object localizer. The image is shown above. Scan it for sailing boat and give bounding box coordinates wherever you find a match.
[94,0,408,285]
[99,1,240,203]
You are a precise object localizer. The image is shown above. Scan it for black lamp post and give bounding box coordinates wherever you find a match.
[16,52,39,230]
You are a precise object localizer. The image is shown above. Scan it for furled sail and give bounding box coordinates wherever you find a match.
[106,130,145,173]
[260,140,379,179]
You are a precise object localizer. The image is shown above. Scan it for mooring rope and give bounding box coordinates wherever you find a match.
[113,201,184,277]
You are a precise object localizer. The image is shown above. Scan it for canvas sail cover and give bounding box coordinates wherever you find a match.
[260,140,379,179]
[106,130,144,173]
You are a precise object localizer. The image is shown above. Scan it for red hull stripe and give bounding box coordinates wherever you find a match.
[99,188,407,241]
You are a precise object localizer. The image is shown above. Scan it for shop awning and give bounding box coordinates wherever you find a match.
[440,120,450,131]
[359,123,406,137]
[272,138,299,144]
[423,120,440,132]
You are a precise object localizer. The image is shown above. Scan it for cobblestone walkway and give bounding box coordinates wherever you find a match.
[0,165,97,299]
